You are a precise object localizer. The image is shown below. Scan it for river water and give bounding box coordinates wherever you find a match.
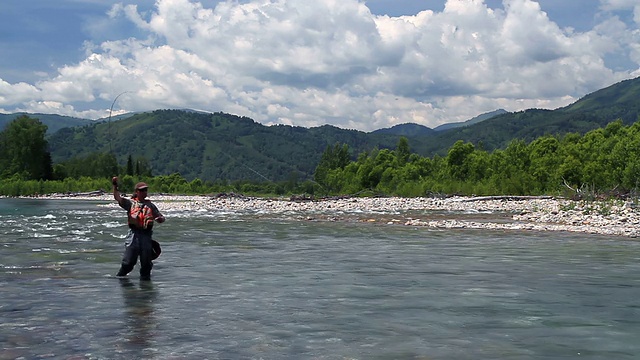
[1,198,639,359]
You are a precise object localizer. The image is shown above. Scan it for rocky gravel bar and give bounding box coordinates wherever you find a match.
[25,193,640,238]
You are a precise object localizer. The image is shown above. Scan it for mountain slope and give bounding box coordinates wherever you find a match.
[433,109,508,132]
[409,77,640,155]
[35,76,640,181]
[47,110,400,182]
[370,123,435,136]
[0,113,94,134]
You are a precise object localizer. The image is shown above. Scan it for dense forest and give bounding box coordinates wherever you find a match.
[33,76,640,183]
[1,113,639,199]
[314,120,640,198]
[2,77,640,197]
[43,110,401,182]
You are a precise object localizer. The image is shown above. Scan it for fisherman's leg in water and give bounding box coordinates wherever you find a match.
[139,234,154,280]
[116,231,139,277]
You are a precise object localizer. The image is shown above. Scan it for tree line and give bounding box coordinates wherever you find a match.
[1,114,639,198]
[315,120,640,198]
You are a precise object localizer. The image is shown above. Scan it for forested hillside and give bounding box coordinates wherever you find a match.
[411,77,640,156]
[47,110,399,182]
[14,76,640,183]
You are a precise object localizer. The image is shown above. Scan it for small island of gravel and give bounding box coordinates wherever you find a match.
[27,192,640,238]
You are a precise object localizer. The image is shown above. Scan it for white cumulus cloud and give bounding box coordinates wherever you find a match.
[0,0,638,131]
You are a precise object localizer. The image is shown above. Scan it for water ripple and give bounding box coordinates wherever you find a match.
[0,198,639,359]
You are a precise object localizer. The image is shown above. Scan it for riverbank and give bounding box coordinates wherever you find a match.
[25,192,640,238]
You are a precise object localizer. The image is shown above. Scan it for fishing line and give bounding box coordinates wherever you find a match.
[103,98,315,191]
[220,149,328,194]
[108,91,130,153]
[219,150,272,182]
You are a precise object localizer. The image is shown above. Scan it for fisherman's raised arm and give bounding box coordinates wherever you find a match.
[112,176,122,204]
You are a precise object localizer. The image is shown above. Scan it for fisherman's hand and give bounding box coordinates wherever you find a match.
[155,215,165,223]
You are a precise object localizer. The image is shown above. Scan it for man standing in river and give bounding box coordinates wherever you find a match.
[112,177,165,280]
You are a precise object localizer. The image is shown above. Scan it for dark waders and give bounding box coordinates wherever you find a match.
[117,229,155,280]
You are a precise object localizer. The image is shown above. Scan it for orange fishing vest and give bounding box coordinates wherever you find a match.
[128,200,155,230]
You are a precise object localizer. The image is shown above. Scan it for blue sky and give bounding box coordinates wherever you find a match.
[1,0,639,131]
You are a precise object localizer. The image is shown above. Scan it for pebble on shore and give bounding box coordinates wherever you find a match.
[29,193,640,238]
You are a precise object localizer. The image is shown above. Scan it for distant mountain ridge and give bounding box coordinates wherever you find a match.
[370,122,435,136]
[367,109,508,136]
[433,109,508,131]
[0,113,94,134]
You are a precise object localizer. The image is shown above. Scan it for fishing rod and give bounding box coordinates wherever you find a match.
[108,91,130,153]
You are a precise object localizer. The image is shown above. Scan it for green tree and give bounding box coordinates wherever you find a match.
[395,136,411,166]
[60,152,119,179]
[621,122,640,189]
[135,157,153,177]
[558,155,583,188]
[126,155,134,176]
[446,140,475,181]
[0,115,53,180]
[314,143,350,188]
[528,136,561,191]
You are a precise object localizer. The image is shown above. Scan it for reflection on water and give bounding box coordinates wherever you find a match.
[1,198,640,359]
[119,278,157,357]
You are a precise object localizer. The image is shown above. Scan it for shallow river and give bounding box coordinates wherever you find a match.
[1,198,639,359]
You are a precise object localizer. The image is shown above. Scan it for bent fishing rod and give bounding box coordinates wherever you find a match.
[108,91,130,153]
